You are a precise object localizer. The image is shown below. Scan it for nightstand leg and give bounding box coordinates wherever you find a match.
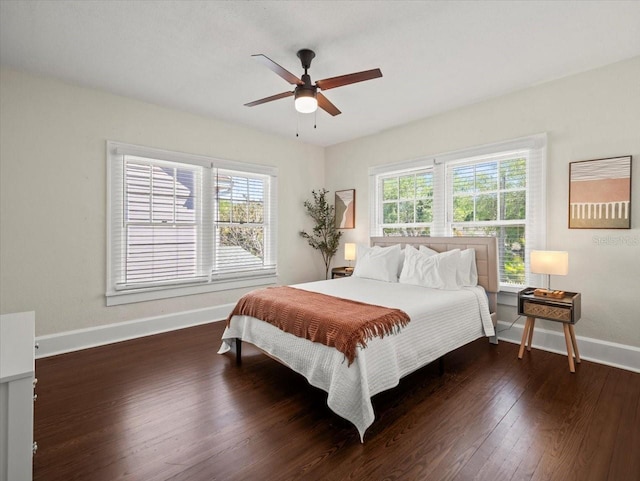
[518,317,532,359]
[569,324,580,363]
[563,324,576,373]
[526,318,535,351]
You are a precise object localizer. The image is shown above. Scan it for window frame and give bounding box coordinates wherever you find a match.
[106,141,278,306]
[370,134,547,291]
[378,168,435,237]
[447,153,530,288]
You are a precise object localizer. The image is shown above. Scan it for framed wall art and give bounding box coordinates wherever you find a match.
[569,156,632,229]
[335,189,355,229]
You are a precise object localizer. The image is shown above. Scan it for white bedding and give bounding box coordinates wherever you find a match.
[218,276,495,441]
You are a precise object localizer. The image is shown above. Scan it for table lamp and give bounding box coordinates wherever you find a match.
[530,250,568,296]
[344,243,356,272]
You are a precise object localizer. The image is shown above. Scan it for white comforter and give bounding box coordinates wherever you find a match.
[218,276,494,441]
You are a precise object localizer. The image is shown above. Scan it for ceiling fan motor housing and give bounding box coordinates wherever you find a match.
[295,69,317,112]
[297,49,316,70]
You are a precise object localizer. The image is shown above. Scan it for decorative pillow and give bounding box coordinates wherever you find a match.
[420,245,477,287]
[458,249,478,286]
[353,244,402,283]
[400,246,462,290]
[397,247,405,277]
[432,249,462,290]
[418,245,439,257]
[399,245,443,288]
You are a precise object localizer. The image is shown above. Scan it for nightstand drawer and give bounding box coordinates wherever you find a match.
[518,288,581,324]
[522,300,571,322]
[331,267,353,279]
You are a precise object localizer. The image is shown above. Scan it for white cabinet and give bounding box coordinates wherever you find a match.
[0,311,35,481]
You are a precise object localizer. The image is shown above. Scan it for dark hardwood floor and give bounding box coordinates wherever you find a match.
[33,321,639,481]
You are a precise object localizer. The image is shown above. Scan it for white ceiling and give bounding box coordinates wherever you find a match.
[1,1,639,147]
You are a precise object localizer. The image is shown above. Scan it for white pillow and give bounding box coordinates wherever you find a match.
[399,245,443,288]
[420,245,477,287]
[397,248,405,277]
[458,249,478,286]
[432,249,462,290]
[419,245,439,257]
[400,246,462,290]
[353,244,402,282]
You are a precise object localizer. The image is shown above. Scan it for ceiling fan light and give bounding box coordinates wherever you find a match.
[294,89,317,113]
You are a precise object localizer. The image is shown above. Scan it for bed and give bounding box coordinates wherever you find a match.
[218,236,499,441]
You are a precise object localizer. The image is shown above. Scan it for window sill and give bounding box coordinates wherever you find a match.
[106,275,277,306]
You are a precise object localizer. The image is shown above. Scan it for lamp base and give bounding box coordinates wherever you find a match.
[533,288,565,299]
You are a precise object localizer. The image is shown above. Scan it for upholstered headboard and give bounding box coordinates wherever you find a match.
[370,236,500,314]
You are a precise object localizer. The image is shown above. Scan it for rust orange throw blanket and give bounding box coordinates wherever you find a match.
[227,286,410,365]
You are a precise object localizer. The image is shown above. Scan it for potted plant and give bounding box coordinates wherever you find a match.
[299,189,343,279]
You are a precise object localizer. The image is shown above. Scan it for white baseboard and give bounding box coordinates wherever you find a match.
[496,320,640,373]
[35,304,234,359]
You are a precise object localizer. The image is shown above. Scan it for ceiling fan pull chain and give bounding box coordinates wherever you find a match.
[296,112,299,138]
[314,109,317,129]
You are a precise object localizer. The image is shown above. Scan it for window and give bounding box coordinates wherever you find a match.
[380,169,433,236]
[448,155,528,286]
[107,142,277,305]
[371,134,546,290]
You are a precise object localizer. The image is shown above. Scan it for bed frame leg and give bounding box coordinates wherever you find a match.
[235,338,242,366]
[438,357,444,376]
[489,312,499,344]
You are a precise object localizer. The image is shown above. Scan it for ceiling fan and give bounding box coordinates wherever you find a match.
[244,49,382,116]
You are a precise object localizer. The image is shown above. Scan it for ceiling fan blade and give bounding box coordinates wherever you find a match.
[317,92,341,116]
[244,91,294,107]
[252,54,303,85]
[316,68,383,91]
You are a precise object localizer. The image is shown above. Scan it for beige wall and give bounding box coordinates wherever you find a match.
[0,69,326,336]
[326,56,640,347]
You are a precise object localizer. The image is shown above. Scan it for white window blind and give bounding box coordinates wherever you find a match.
[123,157,204,287]
[447,153,530,287]
[370,134,546,289]
[378,168,434,236]
[213,169,275,278]
[107,142,277,303]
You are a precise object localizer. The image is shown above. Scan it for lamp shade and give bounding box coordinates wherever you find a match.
[344,243,356,261]
[530,250,569,276]
[294,88,317,113]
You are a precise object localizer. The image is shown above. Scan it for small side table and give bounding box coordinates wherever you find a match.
[331,267,353,279]
[517,288,582,372]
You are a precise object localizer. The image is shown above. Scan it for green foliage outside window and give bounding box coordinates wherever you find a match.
[217,176,265,261]
[380,157,528,284]
[219,226,264,259]
[451,156,527,285]
[381,170,433,231]
[452,225,526,285]
[383,226,430,236]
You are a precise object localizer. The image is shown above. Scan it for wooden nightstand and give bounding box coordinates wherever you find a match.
[517,288,582,372]
[331,267,353,279]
